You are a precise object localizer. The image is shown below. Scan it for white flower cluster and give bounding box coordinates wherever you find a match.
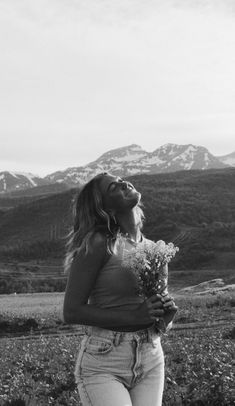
[124,239,179,298]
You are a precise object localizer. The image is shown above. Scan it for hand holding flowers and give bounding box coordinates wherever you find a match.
[124,239,179,333]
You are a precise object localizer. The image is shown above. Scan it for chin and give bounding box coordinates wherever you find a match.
[129,191,141,206]
[135,191,141,202]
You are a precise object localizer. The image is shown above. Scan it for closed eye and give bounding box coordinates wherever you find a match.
[108,183,117,192]
[107,178,124,193]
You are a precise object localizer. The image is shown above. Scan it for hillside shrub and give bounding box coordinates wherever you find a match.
[0,278,66,294]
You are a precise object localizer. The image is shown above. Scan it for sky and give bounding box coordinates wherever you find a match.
[1,0,235,176]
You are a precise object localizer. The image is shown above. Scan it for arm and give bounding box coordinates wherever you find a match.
[158,263,178,331]
[63,233,164,327]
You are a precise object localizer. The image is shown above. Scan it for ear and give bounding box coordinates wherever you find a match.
[111,214,117,225]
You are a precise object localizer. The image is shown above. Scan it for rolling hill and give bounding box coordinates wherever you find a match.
[0,168,235,271]
[217,151,235,167]
[0,183,70,211]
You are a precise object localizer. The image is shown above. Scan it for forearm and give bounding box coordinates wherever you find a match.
[63,303,150,327]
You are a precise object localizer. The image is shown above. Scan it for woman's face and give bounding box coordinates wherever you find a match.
[99,175,141,214]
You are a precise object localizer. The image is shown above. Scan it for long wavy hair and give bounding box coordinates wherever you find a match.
[64,172,144,273]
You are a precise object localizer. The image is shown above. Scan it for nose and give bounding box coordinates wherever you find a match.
[122,181,132,190]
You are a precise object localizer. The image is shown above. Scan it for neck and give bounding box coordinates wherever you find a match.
[116,209,141,243]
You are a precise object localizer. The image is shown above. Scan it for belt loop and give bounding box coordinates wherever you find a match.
[114,332,122,346]
[147,328,151,343]
[84,326,90,335]
[147,327,155,347]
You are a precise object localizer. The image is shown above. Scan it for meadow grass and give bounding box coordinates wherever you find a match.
[0,291,234,405]
[0,292,63,321]
[1,289,233,330]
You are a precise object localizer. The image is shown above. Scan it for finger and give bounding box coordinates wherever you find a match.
[149,309,165,319]
[163,301,175,308]
[163,305,178,313]
[146,298,164,309]
[148,294,162,301]
[161,296,174,303]
[145,297,161,308]
[148,294,163,303]
[151,301,164,310]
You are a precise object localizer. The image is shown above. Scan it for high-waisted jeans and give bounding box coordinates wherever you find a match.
[74,325,164,406]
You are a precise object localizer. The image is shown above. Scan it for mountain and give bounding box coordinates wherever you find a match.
[44,144,148,186]
[0,168,235,272]
[0,171,50,194]
[0,143,230,193]
[148,143,227,171]
[217,151,235,167]
[45,143,228,187]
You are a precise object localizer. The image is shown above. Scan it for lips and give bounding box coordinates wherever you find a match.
[126,187,137,196]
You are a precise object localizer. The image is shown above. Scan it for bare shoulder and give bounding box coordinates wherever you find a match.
[69,231,108,276]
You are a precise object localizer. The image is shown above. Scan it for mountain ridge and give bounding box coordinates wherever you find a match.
[217,150,235,167]
[0,143,230,193]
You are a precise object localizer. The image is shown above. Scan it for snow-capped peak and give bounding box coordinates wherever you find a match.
[0,143,232,193]
[8,171,40,186]
[93,144,147,164]
[0,171,50,193]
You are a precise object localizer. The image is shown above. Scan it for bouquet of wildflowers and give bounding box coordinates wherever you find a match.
[124,239,179,332]
[124,239,179,298]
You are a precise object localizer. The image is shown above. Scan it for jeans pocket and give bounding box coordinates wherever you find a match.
[85,336,114,355]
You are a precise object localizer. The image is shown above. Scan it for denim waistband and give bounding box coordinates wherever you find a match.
[85,324,159,345]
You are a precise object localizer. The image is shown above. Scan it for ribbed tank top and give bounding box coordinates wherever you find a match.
[89,235,153,313]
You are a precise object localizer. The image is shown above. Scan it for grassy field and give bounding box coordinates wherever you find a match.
[1,262,235,295]
[0,288,234,406]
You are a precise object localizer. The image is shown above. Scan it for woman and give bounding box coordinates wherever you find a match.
[63,172,177,406]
